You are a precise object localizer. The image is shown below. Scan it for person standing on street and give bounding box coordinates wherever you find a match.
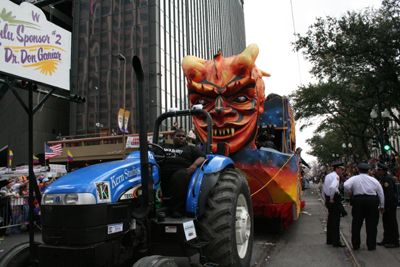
[344,163,385,251]
[322,162,346,247]
[376,162,399,248]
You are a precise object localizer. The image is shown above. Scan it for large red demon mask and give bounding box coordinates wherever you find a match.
[182,44,270,154]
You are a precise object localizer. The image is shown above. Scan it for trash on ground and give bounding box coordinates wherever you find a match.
[263,242,275,246]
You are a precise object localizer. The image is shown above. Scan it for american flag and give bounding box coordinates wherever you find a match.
[45,144,63,160]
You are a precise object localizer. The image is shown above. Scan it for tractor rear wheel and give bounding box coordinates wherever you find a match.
[197,168,253,267]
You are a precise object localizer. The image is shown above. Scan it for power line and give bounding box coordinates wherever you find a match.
[290,0,302,85]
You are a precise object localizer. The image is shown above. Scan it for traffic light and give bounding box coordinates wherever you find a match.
[372,136,379,148]
[68,94,86,103]
[383,134,391,151]
[14,79,27,88]
[13,79,38,90]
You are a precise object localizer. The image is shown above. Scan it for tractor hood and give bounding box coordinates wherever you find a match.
[43,151,159,204]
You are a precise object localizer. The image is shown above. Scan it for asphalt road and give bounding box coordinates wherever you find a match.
[251,182,400,267]
[1,183,399,266]
[251,184,353,267]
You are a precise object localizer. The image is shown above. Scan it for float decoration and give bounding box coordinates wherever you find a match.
[183,44,304,228]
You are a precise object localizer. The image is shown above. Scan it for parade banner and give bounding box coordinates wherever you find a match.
[124,110,130,133]
[0,167,7,174]
[126,136,153,148]
[15,165,41,173]
[118,108,124,132]
[49,164,67,173]
[0,1,71,90]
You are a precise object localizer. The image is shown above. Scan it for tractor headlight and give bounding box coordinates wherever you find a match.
[42,193,96,205]
[65,193,79,205]
[42,194,55,204]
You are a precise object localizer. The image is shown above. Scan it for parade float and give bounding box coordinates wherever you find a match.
[182,44,304,229]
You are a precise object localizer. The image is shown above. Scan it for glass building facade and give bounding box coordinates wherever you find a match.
[70,0,246,136]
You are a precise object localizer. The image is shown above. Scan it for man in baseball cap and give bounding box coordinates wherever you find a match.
[40,178,52,195]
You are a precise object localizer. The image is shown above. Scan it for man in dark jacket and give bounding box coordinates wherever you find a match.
[376,162,399,248]
[153,129,206,217]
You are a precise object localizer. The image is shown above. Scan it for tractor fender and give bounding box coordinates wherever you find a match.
[186,155,235,217]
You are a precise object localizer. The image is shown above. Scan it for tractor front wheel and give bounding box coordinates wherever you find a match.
[132,255,178,267]
[0,242,31,267]
[197,168,253,267]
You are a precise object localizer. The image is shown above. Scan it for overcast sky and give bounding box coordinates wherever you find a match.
[244,0,383,164]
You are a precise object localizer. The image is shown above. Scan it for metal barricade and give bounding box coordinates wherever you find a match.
[0,196,29,234]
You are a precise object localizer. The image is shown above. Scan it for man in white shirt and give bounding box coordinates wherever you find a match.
[344,163,385,251]
[323,162,345,247]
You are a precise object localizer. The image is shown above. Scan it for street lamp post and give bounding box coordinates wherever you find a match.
[370,107,385,157]
[116,54,126,159]
[342,143,352,163]
[370,86,388,157]
[348,143,352,162]
[342,143,347,163]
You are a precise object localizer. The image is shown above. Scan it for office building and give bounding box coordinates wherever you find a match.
[70,0,246,136]
[0,0,246,166]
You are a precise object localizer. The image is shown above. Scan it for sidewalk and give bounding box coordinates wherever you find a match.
[263,182,400,267]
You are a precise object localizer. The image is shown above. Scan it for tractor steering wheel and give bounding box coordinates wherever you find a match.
[148,143,167,163]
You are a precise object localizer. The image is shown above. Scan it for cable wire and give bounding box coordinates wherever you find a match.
[289,0,303,84]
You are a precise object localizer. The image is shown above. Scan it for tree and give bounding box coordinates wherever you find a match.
[290,81,375,159]
[291,1,400,161]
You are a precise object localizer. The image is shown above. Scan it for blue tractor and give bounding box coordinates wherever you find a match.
[0,56,253,267]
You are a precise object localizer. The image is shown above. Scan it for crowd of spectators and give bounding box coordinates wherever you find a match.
[0,175,48,236]
[315,154,400,249]
[315,153,400,190]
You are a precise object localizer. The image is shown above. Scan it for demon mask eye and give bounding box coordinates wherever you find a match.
[233,95,249,103]
[196,99,210,106]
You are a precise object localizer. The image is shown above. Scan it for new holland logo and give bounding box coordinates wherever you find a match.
[95,181,111,203]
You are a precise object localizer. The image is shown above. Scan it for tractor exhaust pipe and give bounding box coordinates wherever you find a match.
[132,56,153,206]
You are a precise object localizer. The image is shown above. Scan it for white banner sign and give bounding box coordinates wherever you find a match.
[15,165,41,173]
[126,136,153,148]
[49,164,67,173]
[0,1,71,90]
[0,167,8,174]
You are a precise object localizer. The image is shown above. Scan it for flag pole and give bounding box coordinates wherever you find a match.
[44,142,47,172]
[8,148,10,170]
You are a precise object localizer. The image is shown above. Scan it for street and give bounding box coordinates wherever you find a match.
[1,182,399,266]
[250,184,353,266]
[251,182,400,267]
